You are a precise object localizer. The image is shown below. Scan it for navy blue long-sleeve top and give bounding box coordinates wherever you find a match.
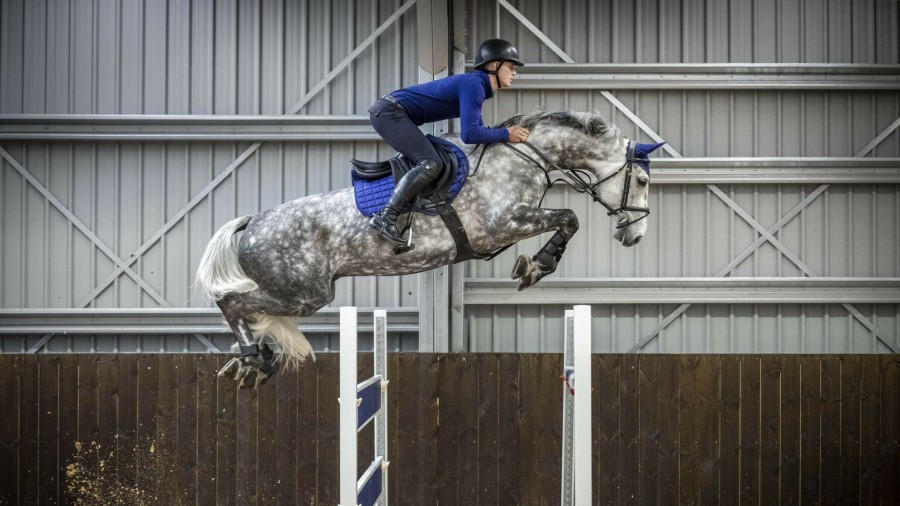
[390,72,508,144]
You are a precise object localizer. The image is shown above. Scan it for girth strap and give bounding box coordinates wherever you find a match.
[422,192,485,262]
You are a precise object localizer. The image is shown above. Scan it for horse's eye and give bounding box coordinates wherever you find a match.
[637,176,649,187]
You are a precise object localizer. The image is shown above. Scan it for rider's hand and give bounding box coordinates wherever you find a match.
[507,126,530,143]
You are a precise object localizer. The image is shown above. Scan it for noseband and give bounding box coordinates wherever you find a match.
[502,140,651,228]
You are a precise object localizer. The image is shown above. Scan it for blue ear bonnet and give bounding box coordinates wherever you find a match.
[632,141,666,174]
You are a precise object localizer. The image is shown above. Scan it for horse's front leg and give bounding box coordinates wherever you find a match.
[495,207,579,291]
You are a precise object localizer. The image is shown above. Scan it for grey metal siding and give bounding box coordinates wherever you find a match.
[1,0,899,354]
[469,0,900,64]
[1,0,423,352]
[483,90,900,157]
[1,0,418,115]
[0,140,420,308]
[465,303,899,353]
[461,0,900,353]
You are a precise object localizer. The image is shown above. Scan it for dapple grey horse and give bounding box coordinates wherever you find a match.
[196,111,663,387]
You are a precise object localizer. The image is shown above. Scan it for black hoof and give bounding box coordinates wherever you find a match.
[258,343,280,376]
[217,344,279,389]
[511,255,530,280]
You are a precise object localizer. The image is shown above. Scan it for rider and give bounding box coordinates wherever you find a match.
[366,38,531,248]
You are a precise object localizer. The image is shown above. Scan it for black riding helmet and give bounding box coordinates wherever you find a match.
[474,39,524,89]
[473,38,525,69]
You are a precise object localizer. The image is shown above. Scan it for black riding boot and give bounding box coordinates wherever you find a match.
[368,160,440,248]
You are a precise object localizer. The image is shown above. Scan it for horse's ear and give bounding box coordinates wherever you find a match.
[588,115,610,137]
[634,141,666,158]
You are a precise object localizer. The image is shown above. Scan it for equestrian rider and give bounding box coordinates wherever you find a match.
[367,38,530,249]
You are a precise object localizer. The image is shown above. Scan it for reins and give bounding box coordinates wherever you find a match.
[473,140,650,228]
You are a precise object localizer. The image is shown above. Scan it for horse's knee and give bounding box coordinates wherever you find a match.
[561,210,579,237]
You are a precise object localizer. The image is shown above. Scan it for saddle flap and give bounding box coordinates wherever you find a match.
[352,135,469,217]
[350,159,392,180]
[388,136,458,197]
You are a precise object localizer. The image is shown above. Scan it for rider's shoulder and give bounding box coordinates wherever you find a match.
[440,72,486,86]
[451,72,489,96]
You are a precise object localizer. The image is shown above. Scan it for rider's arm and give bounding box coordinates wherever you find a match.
[458,82,509,145]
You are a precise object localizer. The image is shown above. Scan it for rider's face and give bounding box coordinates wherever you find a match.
[495,61,517,87]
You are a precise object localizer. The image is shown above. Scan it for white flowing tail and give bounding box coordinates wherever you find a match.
[249,314,315,366]
[196,215,258,300]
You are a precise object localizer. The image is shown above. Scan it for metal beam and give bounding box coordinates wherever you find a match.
[0,308,420,335]
[855,116,900,157]
[0,147,173,307]
[0,115,379,141]
[71,1,415,307]
[466,63,900,90]
[463,278,900,305]
[705,184,900,353]
[25,334,54,354]
[496,0,681,158]
[648,158,900,184]
[73,142,263,307]
[285,0,417,116]
[497,0,900,353]
[626,185,830,352]
[498,0,572,64]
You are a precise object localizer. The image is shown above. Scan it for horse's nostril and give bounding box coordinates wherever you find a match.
[633,236,642,244]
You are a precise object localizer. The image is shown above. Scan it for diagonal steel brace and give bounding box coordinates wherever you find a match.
[0,146,171,307]
[73,0,417,308]
[501,2,900,352]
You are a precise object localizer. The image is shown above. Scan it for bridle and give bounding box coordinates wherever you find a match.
[498,139,651,229]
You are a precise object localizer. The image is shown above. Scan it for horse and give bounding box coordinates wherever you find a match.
[196,110,664,388]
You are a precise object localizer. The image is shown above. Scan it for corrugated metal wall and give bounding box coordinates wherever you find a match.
[0,0,423,351]
[469,0,900,64]
[1,0,899,353]
[462,0,900,353]
[0,141,417,308]
[1,0,418,115]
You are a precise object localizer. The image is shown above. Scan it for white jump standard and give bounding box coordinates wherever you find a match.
[561,305,592,506]
[339,307,389,506]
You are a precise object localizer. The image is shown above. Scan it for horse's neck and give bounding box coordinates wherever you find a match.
[476,143,546,179]
[467,143,551,208]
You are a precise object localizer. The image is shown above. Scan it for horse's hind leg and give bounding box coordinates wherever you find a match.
[216,298,279,389]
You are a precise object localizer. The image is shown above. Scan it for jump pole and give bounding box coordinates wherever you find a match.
[340,307,389,506]
[561,305,592,506]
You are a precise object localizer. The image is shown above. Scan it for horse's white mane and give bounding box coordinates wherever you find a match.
[501,110,623,146]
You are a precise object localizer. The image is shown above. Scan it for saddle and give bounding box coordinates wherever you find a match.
[350,135,483,260]
[350,135,468,216]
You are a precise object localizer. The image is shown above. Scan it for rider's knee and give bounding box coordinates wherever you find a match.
[417,159,442,178]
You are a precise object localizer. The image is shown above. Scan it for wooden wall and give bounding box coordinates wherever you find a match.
[0,354,897,505]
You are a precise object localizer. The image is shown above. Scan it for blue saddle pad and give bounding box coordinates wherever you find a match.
[352,135,469,217]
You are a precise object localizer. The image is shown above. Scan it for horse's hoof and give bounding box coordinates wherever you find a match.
[237,364,273,389]
[218,356,275,389]
[512,255,542,291]
[240,367,273,389]
[517,273,542,291]
[218,357,241,378]
[511,255,530,280]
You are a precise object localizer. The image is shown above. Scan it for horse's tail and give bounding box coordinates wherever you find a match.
[249,314,315,367]
[196,215,259,300]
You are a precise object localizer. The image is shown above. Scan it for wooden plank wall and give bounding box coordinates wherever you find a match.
[0,354,897,505]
